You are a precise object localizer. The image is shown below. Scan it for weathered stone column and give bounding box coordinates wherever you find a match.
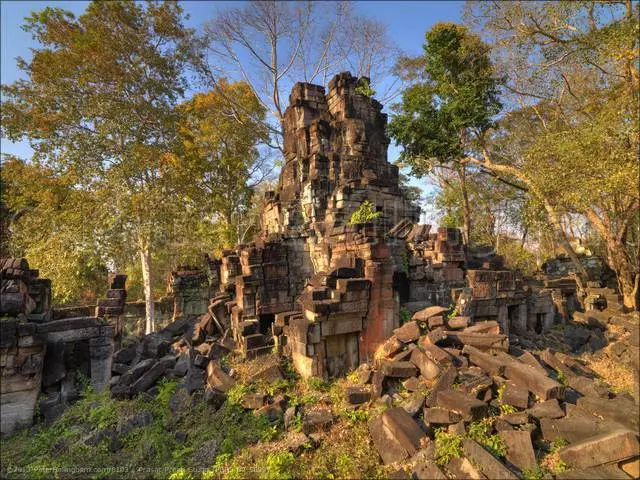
[89,325,114,392]
[497,304,509,336]
[512,303,528,334]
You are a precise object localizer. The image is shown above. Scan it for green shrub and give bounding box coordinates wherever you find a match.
[265,451,296,480]
[466,418,507,458]
[341,408,370,424]
[554,369,568,386]
[434,429,463,466]
[168,467,193,480]
[306,377,330,392]
[156,378,177,406]
[348,200,382,225]
[496,383,506,401]
[550,437,568,453]
[497,237,537,276]
[499,404,517,415]
[522,466,549,480]
[87,395,118,430]
[226,382,252,406]
[355,78,376,98]
[399,307,412,325]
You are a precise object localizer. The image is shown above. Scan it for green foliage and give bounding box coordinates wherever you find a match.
[0,2,269,308]
[87,393,118,430]
[341,408,370,425]
[446,304,459,320]
[434,429,463,466]
[465,1,640,308]
[550,438,568,454]
[499,404,517,415]
[522,466,550,480]
[216,403,278,456]
[496,383,506,402]
[466,418,507,458]
[399,307,412,325]
[0,157,109,305]
[389,22,503,171]
[168,468,193,480]
[263,379,292,397]
[177,80,268,250]
[213,453,233,472]
[226,382,252,406]
[348,200,382,225]
[554,369,568,386]
[355,78,376,98]
[265,451,296,480]
[306,377,330,392]
[497,237,537,277]
[553,459,570,474]
[156,378,178,410]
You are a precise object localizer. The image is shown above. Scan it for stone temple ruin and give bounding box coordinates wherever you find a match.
[2,73,636,447]
[202,72,555,379]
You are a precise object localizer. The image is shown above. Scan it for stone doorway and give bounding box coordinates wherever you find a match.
[259,313,275,336]
[393,271,410,304]
[325,332,359,378]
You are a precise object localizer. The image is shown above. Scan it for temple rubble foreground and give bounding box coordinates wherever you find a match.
[1,74,638,478]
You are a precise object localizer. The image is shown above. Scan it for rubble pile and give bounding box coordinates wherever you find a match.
[359,307,639,478]
[108,305,235,402]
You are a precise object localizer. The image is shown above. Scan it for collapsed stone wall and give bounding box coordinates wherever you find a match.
[455,269,555,336]
[0,259,48,435]
[53,267,210,337]
[0,259,120,435]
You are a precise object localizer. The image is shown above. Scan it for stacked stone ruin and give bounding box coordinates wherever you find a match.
[6,72,634,450]
[201,72,559,380]
[0,259,120,435]
[193,73,461,378]
[0,259,49,434]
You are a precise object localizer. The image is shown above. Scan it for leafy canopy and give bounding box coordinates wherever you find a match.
[0,1,197,303]
[389,22,504,173]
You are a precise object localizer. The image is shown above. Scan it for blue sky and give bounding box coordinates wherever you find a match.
[1,0,464,221]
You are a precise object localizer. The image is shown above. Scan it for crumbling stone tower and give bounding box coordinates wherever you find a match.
[211,73,466,379]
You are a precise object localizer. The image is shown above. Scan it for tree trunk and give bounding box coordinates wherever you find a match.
[139,240,155,334]
[606,237,639,310]
[542,200,589,284]
[584,208,639,311]
[466,153,589,282]
[458,166,472,247]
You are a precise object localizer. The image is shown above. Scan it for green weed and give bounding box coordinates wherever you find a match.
[265,451,296,480]
[499,404,517,415]
[466,418,507,458]
[434,429,463,466]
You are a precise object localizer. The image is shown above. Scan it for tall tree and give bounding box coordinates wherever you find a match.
[1,156,109,304]
[464,0,639,309]
[389,22,504,246]
[1,1,197,332]
[177,80,269,248]
[201,0,400,151]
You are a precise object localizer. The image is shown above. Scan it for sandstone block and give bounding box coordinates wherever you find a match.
[436,390,487,422]
[500,430,536,471]
[558,429,640,469]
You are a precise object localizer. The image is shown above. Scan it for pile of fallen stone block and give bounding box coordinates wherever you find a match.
[109,304,236,407]
[353,306,640,479]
